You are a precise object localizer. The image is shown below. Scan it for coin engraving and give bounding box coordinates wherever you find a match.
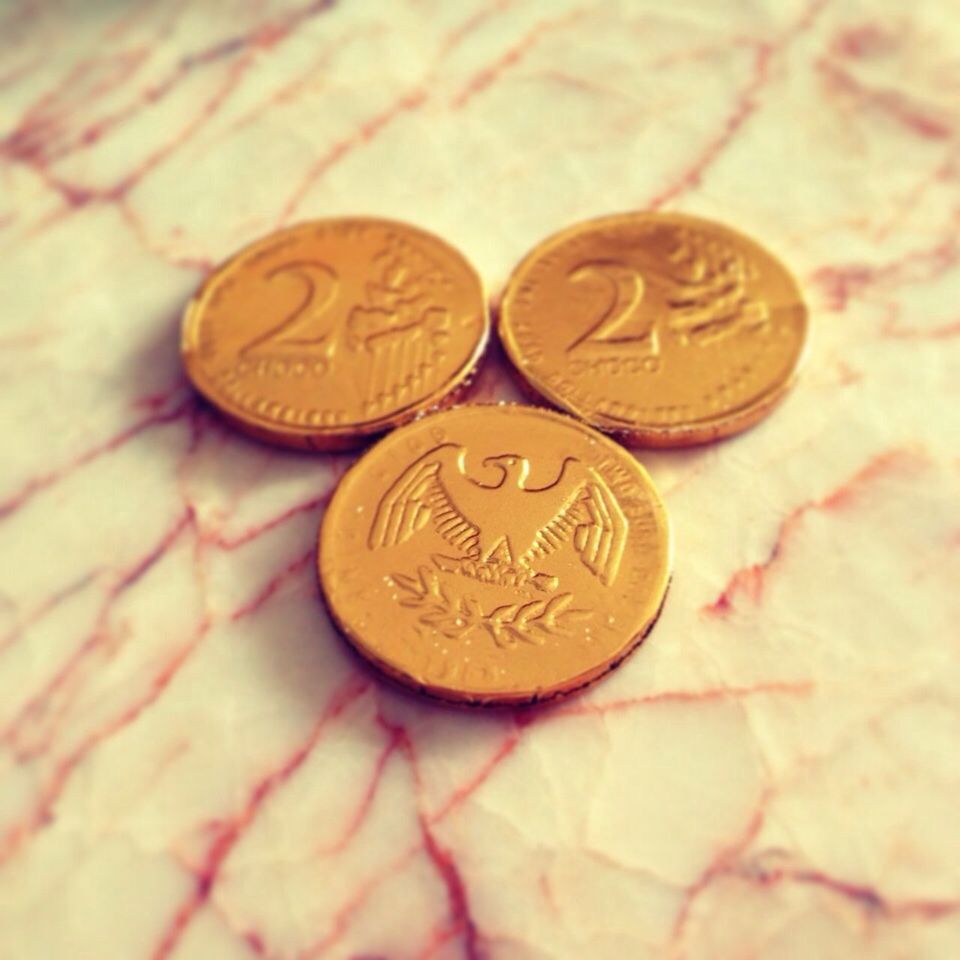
[347,250,452,415]
[565,228,771,365]
[239,260,339,361]
[661,227,770,347]
[567,261,651,352]
[368,442,627,649]
[370,443,625,578]
[389,563,590,650]
[181,218,488,449]
[499,213,806,446]
[319,405,672,705]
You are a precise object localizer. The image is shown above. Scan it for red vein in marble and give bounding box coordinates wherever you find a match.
[210,490,332,551]
[672,798,768,939]
[1,509,196,751]
[740,862,960,920]
[2,1,340,236]
[302,865,405,959]
[812,229,959,311]
[314,731,401,859]
[703,449,921,616]
[429,722,521,821]
[440,0,518,58]
[0,509,203,863]
[276,86,428,225]
[545,679,815,718]
[418,825,481,960]
[289,679,820,954]
[117,198,213,272]
[2,50,151,164]
[153,672,371,960]
[195,445,350,554]
[448,8,587,109]
[676,843,960,947]
[383,714,483,960]
[0,396,192,520]
[0,571,97,654]
[102,0,187,43]
[4,620,210,861]
[108,55,257,201]
[673,809,960,944]
[0,418,212,806]
[420,820,481,952]
[296,677,822,954]
[300,729,424,958]
[2,0,338,169]
[816,57,952,141]
[213,24,371,139]
[882,317,960,340]
[873,153,960,241]
[813,263,879,311]
[228,546,315,621]
[831,22,899,60]
[300,723,516,956]
[648,0,831,209]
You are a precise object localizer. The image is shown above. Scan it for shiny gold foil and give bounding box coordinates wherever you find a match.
[181,218,488,449]
[498,212,808,446]
[318,404,672,706]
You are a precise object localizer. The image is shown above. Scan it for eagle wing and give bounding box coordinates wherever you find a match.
[368,443,480,556]
[524,464,627,585]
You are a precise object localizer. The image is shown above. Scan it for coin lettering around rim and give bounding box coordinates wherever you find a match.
[498,212,808,446]
[181,218,489,449]
[318,404,672,706]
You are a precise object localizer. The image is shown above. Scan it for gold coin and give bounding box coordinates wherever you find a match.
[498,212,808,446]
[318,404,672,706]
[181,218,489,449]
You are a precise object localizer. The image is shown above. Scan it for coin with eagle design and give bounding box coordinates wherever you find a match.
[318,404,672,706]
[181,218,488,449]
[498,212,808,446]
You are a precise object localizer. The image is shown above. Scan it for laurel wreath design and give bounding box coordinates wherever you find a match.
[347,249,449,349]
[347,248,451,410]
[390,565,591,648]
[663,230,770,346]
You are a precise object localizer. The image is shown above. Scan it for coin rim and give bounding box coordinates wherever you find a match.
[317,402,674,706]
[181,216,490,447]
[497,211,809,446]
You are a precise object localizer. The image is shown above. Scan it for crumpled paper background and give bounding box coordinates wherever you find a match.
[1,1,958,957]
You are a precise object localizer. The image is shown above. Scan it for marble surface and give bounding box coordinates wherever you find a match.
[1,1,959,957]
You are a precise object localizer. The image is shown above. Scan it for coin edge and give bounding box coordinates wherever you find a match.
[316,402,674,706]
[497,210,809,445]
[181,216,491,446]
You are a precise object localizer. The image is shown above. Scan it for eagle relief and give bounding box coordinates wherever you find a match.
[368,444,627,649]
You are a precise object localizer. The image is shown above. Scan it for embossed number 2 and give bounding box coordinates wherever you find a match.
[566,261,654,352]
[240,260,340,358]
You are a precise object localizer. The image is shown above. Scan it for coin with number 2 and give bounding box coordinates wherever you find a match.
[498,212,808,446]
[181,218,488,449]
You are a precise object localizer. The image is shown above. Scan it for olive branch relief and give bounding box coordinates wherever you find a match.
[390,565,591,649]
